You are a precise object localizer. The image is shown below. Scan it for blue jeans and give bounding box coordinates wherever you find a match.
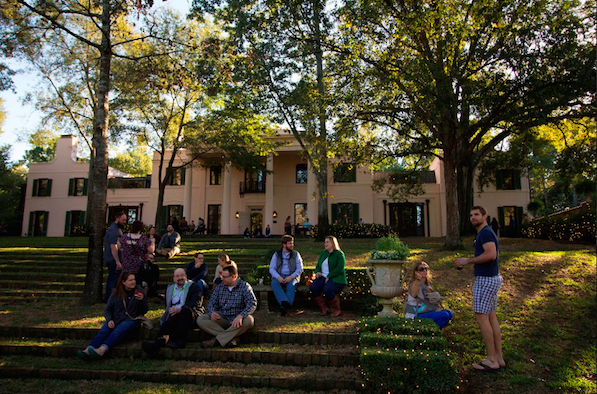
[418,310,454,330]
[104,260,121,303]
[89,320,140,350]
[309,277,345,301]
[271,278,299,306]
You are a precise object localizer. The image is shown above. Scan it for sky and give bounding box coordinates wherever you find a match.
[1,0,192,163]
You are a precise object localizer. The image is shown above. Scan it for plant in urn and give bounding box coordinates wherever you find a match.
[367,235,409,317]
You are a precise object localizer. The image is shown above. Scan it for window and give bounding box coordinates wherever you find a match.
[296,164,308,184]
[210,166,222,185]
[168,167,186,186]
[28,211,49,236]
[32,179,52,197]
[241,170,266,194]
[65,210,86,236]
[294,203,308,225]
[333,163,356,183]
[68,178,88,196]
[496,169,521,190]
[331,203,359,225]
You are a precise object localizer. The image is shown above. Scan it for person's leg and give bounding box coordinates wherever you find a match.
[157,314,180,340]
[104,260,119,303]
[418,310,454,329]
[95,320,141,355]
[488,310,505,366]
[89,321,113,349]
[271,279,289,306]
[196,314,227,337]
[322,280,345,301]
[215,315,254,347]
[309,277,326,297]
[474,313,499,369]
[174,308,195,345]
[285,278,299,305]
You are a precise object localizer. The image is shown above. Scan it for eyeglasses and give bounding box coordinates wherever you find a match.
[220,274,231,279]
[417,267,429,272]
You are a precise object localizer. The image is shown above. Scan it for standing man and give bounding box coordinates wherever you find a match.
[142,268,200,354]
[197,265,257,348]
[455,206,505,372]
[156,224,181,258]
[104,211,126,302]
[269,235,303,316]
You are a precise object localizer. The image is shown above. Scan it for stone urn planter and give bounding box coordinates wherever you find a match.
[366,236,410,317]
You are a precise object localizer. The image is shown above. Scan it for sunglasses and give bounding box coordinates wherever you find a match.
[417,267,429,272]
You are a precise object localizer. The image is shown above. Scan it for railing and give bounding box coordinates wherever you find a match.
[239,180,266,194]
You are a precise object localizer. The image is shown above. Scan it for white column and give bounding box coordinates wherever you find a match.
[221,161,232,234]
[307,160,317,224]
[183,165,193,221]
[265,153,274,230]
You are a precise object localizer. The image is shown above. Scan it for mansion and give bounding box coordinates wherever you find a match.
[22,135,530,237]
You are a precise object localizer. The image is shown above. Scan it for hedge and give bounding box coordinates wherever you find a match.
[522,208,596,242]
[360,317,457,394]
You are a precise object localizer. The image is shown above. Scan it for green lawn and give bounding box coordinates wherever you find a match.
[0,235,594,394]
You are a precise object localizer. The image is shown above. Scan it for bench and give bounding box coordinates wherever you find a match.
[252,284,352,311]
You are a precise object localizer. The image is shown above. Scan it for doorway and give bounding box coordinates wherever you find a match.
[389,203,425,236]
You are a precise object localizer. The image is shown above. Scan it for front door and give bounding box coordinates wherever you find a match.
[389,203,425,237]
[207,205,221,235]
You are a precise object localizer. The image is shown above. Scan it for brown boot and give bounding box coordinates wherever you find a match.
[314,296,329,316]
[329,297,341,317]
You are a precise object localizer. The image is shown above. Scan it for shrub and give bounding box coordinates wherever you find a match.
[370,235,410,260]
[310,223,398,239]
[522,209,596,242]
[360,317,457,394]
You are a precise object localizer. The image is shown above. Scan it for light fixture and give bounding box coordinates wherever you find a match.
[235,212,240,218]
[272,211,278,218]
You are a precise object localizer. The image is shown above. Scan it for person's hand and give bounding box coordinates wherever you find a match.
[315,272,322,279]
[116,262,122,271]
[168,307,180,316]
[277,276,285,284]
[231,315,243,328]
[134,291,144,300]
[210,312,221,321]
[454,258,469,269]
[108,320,115,329]
[284,276,294,284]
[325,278,329,283]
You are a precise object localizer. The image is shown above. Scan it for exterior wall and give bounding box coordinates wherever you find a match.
[22,135,531,237]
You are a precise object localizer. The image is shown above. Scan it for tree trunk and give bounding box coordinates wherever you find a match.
[443,151,463,249]
[457,160,476,236]
[80,0,112,305]
[315,166,329,241]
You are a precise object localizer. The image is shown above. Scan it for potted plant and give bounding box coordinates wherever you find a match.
[366,235,410,317]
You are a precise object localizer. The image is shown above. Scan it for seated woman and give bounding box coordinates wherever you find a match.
[404,262,453,329]
[77,271,148,360]
[310,236,347,317]
[186,252,209,293]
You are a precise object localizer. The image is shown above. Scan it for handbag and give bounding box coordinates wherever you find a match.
[123,299,154,330]
[305,272,316,287]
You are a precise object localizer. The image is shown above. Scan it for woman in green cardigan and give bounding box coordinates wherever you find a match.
[310,236,347,317]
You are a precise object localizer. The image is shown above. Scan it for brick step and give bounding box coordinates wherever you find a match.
[0,289,82,298]
[0,326,359,345]
[0,357,363,391]
[0,341,359,367]
[0,281,84,291]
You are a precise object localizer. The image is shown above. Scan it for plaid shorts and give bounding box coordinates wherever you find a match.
[473,275,503,314]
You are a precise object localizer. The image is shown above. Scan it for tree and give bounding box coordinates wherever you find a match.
[2,0,162,304]
[192,0,371,240]
[337,0,596,248]
[108,144,152,177]
[22,129,59,164]
[115,9,279,231]
[0,145,26,235]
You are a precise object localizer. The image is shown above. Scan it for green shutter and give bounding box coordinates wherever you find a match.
[496,171,503,190]
[28,212,35,236]
[180,168,186,186]
[83,179,88,195]
[516,206,524,237]
[161,206,168,232]
[47,179,53,196]
[498,207,504,233]
[352,203,360,224]
[514,170,522,190]
[351,166,357,182]
[68,179,74,196]
[331,203,338,223]
[32,180,38,197]
[179,205,184,217]
[64,211,72,236]
[42,211,49,236]
[80,211,86,225]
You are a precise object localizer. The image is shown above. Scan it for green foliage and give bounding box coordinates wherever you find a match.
[370,235,410,260]
[23,129,58,164]
[360,317,457,393]
[0,146,26,234]
[108,146,152,177]
[309,223,397,239]
[522,205,596,242]
[526,199,544,216]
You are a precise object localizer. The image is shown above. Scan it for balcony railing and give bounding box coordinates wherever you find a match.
[239,180,266,195]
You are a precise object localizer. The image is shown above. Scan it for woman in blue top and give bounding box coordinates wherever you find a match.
[310,236,347,317]
[77,271,148,360]
[404,262,453,329]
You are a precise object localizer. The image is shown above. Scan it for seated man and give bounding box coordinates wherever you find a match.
[197,265,256,348]
[188,220,196,234]
[143,268,201,354]
[156,224,181,258]
[139,253,160,297]
[269,235,303,316]
[186,252,209,294]
[179,217,189,234]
